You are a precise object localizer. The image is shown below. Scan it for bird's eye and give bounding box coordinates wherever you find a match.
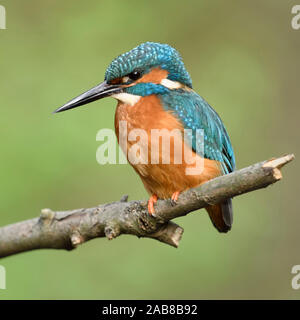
[128,70,141,81]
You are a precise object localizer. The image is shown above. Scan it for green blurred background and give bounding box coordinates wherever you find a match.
[0,0,299,299]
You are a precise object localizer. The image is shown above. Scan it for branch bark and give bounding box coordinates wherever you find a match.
[0,154,294,258]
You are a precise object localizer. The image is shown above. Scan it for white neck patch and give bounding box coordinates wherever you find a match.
[112,93,141,106]
[160,78,183,89]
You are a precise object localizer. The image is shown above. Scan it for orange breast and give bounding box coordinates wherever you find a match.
[115,95,222,199]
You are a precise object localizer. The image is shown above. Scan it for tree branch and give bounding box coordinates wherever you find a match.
[0,154,294,258]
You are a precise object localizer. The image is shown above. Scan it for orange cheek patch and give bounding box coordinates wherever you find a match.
[136,68,168,84]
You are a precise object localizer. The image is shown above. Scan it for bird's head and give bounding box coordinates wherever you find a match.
[54,42,192,113]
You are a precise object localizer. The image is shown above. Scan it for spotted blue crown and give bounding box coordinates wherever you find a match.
[105,42,193,88]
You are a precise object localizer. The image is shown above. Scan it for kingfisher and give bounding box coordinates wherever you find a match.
[54,42,235,233]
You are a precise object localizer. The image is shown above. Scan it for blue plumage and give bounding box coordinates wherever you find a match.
[125,82,169,96]
[105,42,192,88]
[160,90,235,174]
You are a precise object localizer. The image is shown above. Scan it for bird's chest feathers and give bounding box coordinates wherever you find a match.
[115,95,183,142]
[114,95,184,173]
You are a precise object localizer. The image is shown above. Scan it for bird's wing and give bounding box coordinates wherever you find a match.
[160,89,235,174]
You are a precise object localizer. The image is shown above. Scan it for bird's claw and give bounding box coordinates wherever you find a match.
[147,194,158,216]
[170,199,177,206]
[171,191,180,206]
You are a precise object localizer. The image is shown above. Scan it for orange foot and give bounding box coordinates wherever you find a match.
[148,194,158,216]
[171,191,181,205]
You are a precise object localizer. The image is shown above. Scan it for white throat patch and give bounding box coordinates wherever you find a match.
[112,93,141,106]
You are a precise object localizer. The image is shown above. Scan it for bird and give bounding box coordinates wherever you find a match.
[54,42,235,233]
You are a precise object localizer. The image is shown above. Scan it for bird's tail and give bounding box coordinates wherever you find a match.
[206,198,233,233]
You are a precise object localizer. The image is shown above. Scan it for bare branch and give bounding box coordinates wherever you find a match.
[0,154,294,258]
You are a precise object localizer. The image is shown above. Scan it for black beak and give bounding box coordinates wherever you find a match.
[53,81,122,113]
